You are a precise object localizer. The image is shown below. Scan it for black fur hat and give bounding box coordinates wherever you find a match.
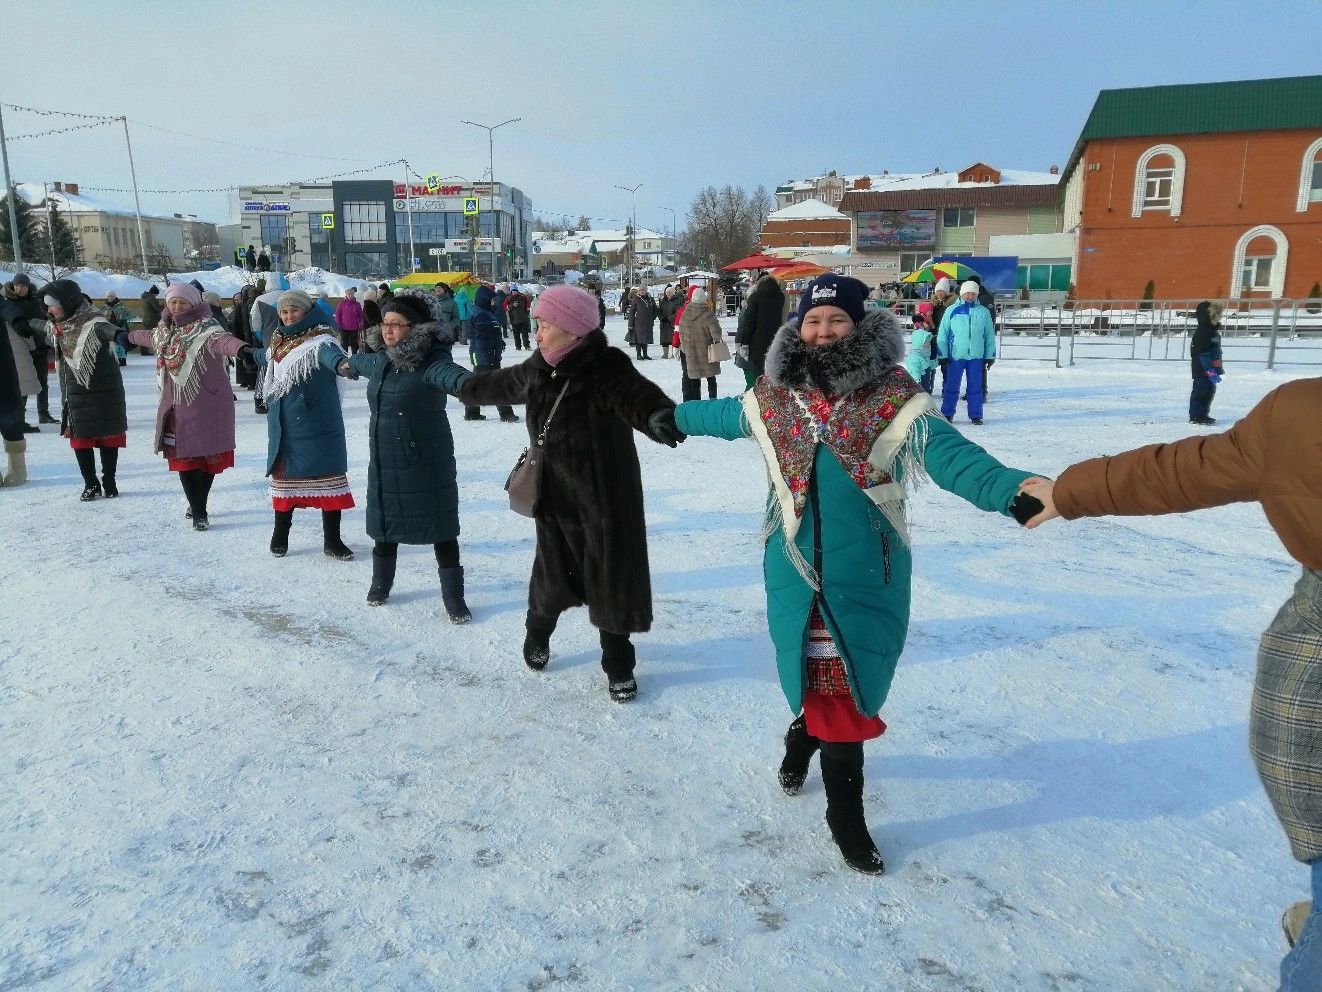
[40,278,83,317]
[381,294,432,326]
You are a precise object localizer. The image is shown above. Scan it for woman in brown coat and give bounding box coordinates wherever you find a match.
[676,288,724,401]
[1019,376,1322,984]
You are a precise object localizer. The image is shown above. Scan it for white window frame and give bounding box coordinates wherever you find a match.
[1131,144,1186,218]
[1229,225,1288,299]
[1295,135,1322,211]
[1240,256,1274,293]
[1142,168,1174,209]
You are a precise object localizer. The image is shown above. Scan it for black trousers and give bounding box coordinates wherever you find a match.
[374,539,460,568]
[512,323,531,350]
[679,353,717,401]
[31,346,51,418]
[464,361,515,419]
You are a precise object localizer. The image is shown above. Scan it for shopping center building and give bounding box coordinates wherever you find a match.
[231,179,535,280]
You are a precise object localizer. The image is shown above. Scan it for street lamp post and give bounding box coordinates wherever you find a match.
[613,183,643,290]
[662,206,677,274]
[460,117,521,281]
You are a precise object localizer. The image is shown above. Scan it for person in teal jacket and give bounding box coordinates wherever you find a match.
[936,280,997,424]
[671,274,1043,875]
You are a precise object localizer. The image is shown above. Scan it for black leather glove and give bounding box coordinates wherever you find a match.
[1010,493,1044,526]
[336,358,359,380]
[647,408,685,447]
[939,359,950,371]
[114,331,133,350]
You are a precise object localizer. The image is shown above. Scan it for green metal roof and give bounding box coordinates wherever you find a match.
[1062,75,1322,183]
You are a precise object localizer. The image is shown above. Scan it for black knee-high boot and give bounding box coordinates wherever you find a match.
[75,448,101,500]
[321,509,354,560]
[778,715,820,796]
[369,541,398,606]
[820,741,885,875]
[270,509,294,556]
[99,447,119,498]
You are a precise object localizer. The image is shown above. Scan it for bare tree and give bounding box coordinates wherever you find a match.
[681,184,768,269]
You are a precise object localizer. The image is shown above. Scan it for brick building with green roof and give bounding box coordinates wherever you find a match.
[1061,75,1322,300]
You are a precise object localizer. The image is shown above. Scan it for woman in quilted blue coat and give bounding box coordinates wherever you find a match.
[337,291,474,623]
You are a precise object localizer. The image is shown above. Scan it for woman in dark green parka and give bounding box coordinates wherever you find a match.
[338,290,473,622]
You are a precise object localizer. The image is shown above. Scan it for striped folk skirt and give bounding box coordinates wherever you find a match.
[268,460,355,513]
[1249,567,1322,864]
[803,605,886,743]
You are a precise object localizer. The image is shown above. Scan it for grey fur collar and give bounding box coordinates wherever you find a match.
[764,307,905,395]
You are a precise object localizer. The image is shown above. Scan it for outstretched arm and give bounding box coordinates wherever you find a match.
[457,362,531,407]
[919,415,1036,516]
[593,349,674,435]
[674,397,750,441]
[423,355,473,397]
[1025,387,1271,526]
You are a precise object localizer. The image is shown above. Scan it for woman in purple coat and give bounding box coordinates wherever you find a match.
[126,283,250,531]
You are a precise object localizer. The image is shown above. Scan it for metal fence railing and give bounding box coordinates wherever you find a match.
[878,298,1322,369]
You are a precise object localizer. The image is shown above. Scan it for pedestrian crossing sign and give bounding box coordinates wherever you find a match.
[463,197,479,216]
[320,213,335,230]
[425,174,440,191]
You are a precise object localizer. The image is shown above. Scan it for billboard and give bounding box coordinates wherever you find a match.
[856,210,936,251]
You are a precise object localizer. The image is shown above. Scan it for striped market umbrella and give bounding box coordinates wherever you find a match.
[899,260,980,284]
[769,262,830,281]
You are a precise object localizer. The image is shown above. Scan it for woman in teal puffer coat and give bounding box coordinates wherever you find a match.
[672,274,1044,876]
[337,291,474,623]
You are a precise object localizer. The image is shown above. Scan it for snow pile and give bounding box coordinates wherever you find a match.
[0,335,1309,990]
[0,265,156,298]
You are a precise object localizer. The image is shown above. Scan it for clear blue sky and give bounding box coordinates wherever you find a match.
[3,0,1318,232]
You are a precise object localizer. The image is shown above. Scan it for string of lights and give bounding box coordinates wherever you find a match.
[76,159,409,196]
[8,119,117,141]
[125,119,372,163]
[0,101,114,121]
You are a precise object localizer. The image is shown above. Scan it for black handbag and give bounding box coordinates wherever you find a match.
[504,380,570,517]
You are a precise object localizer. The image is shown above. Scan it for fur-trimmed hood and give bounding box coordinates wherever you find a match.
[763,307,906,396]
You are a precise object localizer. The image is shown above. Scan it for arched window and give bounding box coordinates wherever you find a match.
[1131,144,1186,217]
[1296,136,1322,212]
[1230,225,1288,298]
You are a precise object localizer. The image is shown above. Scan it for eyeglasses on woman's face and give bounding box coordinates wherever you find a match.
[380,319,412,330]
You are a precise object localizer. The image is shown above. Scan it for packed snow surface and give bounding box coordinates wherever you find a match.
[1,319,1313,990]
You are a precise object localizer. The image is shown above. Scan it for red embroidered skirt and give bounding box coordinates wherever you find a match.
[268,460,355,512]
[69,434,126,450]
[802,606,887,743]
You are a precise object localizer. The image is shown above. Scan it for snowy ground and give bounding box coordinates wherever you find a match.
[1,315,1311,991]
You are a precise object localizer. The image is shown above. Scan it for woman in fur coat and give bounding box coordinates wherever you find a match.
[44,279,129,501]
[674,274,1044,874]
[125,282,251,527]
[252,290,354,559]
[336,291,474,622]
[458,285,683,702]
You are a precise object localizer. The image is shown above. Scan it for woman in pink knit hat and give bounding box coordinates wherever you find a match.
[458,285,684,702]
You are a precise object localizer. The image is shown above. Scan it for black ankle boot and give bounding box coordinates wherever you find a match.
[270,510,293,557]
[102,476,119,498]
[601,630,637,702]
[322,510,354,560]
[778,715,820,796]
[523,615,555,670]
[368,553,397,606]
[821,744,884,875]
[438,566,471,623]
[79,480,102,501]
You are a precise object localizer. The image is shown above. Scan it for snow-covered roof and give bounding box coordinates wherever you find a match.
[14,182,180,223]
[778,169,1060,195]
[766,198,847,222]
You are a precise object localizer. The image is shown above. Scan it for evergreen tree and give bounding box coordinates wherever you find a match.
[0,188,44,264]
[41,203,82,268]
